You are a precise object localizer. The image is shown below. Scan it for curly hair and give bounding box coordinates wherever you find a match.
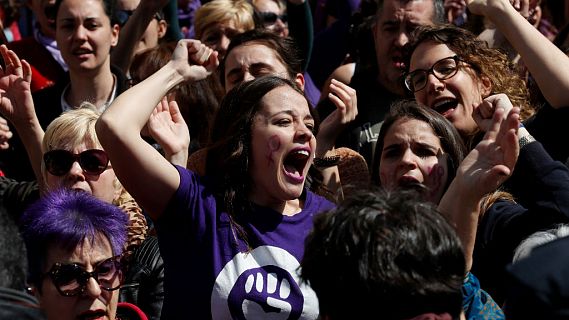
[403,24,534,121]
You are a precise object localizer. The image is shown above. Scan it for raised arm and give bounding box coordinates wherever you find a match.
[438,94,520,272]
[96,40,218,219]
[111,0,169,74]
[468,0,569,108]
[0,45,45,184]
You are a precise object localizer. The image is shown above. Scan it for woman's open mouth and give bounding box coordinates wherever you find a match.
[282,148,310,184]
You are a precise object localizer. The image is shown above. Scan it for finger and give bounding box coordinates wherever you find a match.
[182,39,198,54]
[484,106,506,141]
[328,93,346,113]
[477,100,494,119]
[161,96,170,110]
[198,48,212,66]
[6,49,22,77]
[168,100,181,114]
[329,79,356,113]
[519,0,530,18]
[22,60,32,83]
[0,45,9,75]
[204,51,220,72]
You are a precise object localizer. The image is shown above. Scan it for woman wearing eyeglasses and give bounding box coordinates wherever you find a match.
[253,0,289,38]
[0,45,165,319]
[401,0,569,304]
[21,188,147,320]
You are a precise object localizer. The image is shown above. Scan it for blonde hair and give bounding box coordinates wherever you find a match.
[41,103,125,205]
[194,0,255,39]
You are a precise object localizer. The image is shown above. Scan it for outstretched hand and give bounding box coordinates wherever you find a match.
[0,45,36,127]
[459,105,520,195]
[171,40,219,83]
[147,97,190,166]
[316,79,357,155]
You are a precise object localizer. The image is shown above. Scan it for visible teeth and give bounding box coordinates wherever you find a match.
[433,98,455,109]
[295,150,309,157]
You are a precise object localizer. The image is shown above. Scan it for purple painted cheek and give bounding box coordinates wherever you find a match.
[427,165,445,193]
[266,135,281,164]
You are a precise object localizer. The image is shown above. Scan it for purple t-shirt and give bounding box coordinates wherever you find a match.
[156,166,335,319]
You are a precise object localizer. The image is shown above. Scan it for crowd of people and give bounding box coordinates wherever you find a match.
[0,0,569,319]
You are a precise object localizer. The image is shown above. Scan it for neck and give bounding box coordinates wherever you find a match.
[249,193,303,216]
[67,66,115,109]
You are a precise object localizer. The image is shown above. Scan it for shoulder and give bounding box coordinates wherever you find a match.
[305,190,336,213]
[329,63,356,85]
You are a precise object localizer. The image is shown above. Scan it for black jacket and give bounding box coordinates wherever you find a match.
[120,236,164,320]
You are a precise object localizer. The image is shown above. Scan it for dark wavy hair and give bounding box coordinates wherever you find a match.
[21,189,128,289]
[372,99,467,197]
[205,76,318,249]
[301,188,465,319]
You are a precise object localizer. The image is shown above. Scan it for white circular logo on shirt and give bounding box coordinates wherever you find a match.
[211,245,319,319]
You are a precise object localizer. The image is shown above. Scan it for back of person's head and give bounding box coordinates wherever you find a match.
[194,0,255,39]
[372,99,466,192]
[376,0,445,24]
[506,235,569,320]
[21,188,128,290]
[513,224,569,263]
[0,198,28,290]
[301,188,465,319]
[220,28,302,87]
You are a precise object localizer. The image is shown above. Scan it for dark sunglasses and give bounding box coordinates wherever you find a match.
[42,255,125,297]
[258,11,288,25]
[43,149,109,176]
[116,9,163,26]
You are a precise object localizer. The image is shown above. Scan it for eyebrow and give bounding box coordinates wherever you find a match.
[265,109,313,120]
[383,141,437,151]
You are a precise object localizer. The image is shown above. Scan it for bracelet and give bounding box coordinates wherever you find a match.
[313,155,340,168]
[519,134,536,149]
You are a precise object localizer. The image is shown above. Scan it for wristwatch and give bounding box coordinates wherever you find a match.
[519,134,536,149]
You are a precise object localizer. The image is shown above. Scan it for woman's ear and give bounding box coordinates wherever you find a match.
[111,24,120,47]
[157,20,168,39]
[295,73,305,91]
[479,74,492,97]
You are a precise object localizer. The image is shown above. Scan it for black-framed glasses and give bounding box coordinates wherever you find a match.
[258,12,288,25]
[42,255,125,297]
[404,56,462,93]
[43,149,109,176]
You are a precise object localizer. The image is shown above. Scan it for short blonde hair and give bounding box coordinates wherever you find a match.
[42,103,101,154]
[41,104,123,203]
[194,0,255,40]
